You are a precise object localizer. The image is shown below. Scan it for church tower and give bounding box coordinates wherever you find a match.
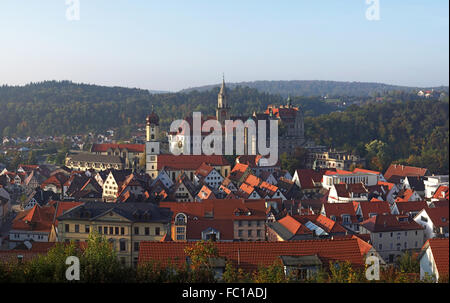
[145,106,160,178]
[216,76,230,125]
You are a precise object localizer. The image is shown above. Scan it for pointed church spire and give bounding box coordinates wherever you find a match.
[219,73,227,96]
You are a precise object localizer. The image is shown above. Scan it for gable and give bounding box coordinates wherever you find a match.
[93,210,131,223]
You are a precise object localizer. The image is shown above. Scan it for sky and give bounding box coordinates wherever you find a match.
[0,0,448,91]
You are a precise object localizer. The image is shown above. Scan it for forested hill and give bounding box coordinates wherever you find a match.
[181,80,449,97]
[0,81,339,137]
[306,100,449,174]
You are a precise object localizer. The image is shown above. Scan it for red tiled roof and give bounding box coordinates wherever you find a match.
[138,237,373,272]
[278,215,314,235]
[353,168,382,175]
[53,201,84,226]
[333,183,368,197]
[195,163,215,178]
[433,186,449,200]
[356,201,391,220]
[424,238,449,278]
[186,219,234,241]
[378,181,395,190]
[161,199,266,221]
[295,214,347,234]
[196,185,216,200]
[11,204,55,233]
[384,164,428,180]
[295,169,323,189]
[244,174,262,187]
[40,173,68,190]
[361,214,424,232]
[395,189,417,202]
[158,155,229,171]
[395,201,428,215]
[91,143,144,153]
[423,207,449,228]
[323,202,357,217]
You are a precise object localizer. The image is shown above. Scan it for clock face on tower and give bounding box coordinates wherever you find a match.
[177,140,183,149]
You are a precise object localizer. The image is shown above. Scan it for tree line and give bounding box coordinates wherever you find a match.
[1,235,445,283]
[0,81,338,138]
[305,100,449,174]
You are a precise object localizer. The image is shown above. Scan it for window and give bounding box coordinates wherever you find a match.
[145,227,150,236]
[121,227,125,235]
[109,227,114,235]
[115,227,119,235]
[104,227,108,234]
[257,230,261,237]
[74,225,79,233]
[120,239,127,252]
[379,233,383,238]
[378,244,382,250]
[176,234,185,240]
[248,230,252,237]
[248,221,252,227]
[155,227,160,236]
[85,225,90,233]
[65,224,70,233]
[98,226,102,234]
[134,227,139,235]
[134,242,140,252]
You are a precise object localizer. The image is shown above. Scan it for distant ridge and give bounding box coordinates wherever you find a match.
[180,80,449,97]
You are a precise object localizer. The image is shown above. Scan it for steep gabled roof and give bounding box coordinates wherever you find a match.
[278,215,314,236]
[422,207,449,228]
[384,164,429,180]
[356,201,391,220]
[422,238,449,278]
[433,186,449,200]
[12,204,55,233]
[395,201,428,215]
[361,214,424,232]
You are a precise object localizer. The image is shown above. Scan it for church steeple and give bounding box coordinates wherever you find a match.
[216,74,230,124]
[218,74,228,108]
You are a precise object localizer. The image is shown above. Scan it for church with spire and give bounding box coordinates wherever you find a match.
[216,75,230,125]
[149,75,309,167]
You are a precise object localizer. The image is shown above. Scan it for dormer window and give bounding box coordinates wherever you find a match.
[342,214,351,224]
[175,213,187,225]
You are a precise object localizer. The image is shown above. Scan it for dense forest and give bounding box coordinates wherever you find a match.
[0,81,339,138]
[306,100,449,174]
[1,81,448,174]
[182,80,449,97]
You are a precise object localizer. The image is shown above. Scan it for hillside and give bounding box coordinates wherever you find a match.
[0,81,339,138]
[181,80,449,97]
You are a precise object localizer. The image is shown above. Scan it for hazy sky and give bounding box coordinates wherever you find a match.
[0,0,448,91]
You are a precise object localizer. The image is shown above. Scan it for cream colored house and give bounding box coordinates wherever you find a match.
[57,202,172,267]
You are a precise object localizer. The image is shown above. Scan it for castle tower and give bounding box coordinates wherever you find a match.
[145,107,160,178]
[216,75,230,125]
